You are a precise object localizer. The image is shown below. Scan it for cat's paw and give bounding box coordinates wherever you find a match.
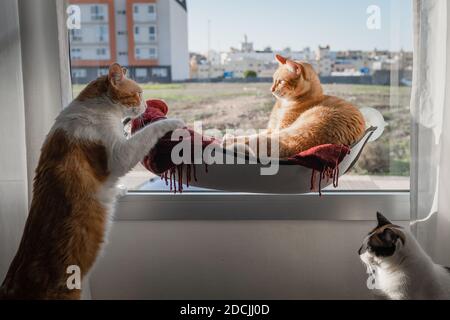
[221,134,236,148]
[164,118,186,130]
[116,184,128,198]
[223,141,256,157]
[157,119,186,135]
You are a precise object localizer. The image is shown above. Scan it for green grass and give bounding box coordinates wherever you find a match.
[140,83,185,90]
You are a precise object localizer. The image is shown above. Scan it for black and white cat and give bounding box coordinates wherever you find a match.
[359,212,450,300]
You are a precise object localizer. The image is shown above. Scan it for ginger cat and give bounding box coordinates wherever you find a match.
[0,63,184,300]
[223,55,366,158]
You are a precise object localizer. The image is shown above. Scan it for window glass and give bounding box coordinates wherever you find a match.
[134,3,156,21]
[148,26,157,41]
[136,68,148,78]
[69,0,412,192]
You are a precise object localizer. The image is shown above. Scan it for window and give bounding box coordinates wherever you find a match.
[98,25,108,42]
[71,47,81,60]
[148,47,157,59]
[134,46,157,60]
[96,48,107,56]
[90,5,105,21]
[134,4,156,21]
[70,29,82,42]
[148,26,157,42]
[152,67,168,78]
[97,68,109,77]
[69,0,412,194]
[136,68,148,78]
[72,68,87,78]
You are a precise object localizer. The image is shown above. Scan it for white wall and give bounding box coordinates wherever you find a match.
[114,0,128,66]
[169,0,189,81]
[0,0,28,281]
[89,220,408,300]
[156,0,171,67]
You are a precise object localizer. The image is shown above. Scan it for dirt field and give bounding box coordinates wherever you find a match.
[73,82,411,179]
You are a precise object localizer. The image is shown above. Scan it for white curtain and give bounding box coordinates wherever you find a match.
[411,0,450,266]
[0,0,29,283]
[0,0,91,297]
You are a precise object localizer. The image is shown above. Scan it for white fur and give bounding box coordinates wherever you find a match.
[360,228,450,300]
[266,98,293,132]
[51,94,184,239]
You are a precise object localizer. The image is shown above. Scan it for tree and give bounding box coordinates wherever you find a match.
[243,70,257,79]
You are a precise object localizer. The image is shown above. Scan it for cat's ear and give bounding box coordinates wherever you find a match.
[377,212,392,228]
[108,63,124,85]
[275,54,287,65]
[286,60,308,79]
[286,60,300,74]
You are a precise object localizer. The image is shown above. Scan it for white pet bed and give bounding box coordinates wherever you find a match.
[167,107,385,194]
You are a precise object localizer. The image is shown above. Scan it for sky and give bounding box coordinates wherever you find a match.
[187,0,413,53]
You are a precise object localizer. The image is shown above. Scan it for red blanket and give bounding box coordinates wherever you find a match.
[131,100,350,194]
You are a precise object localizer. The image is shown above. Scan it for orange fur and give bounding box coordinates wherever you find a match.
[77,64,143,107]
[0,63,144,300]
[1,130,108,300]
[226,56,366,158]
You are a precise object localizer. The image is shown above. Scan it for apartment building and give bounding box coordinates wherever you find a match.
[69,0,189,83]
[316,45,333,77]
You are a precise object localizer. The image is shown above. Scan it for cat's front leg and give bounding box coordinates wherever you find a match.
[111,119,185,176]
[222,134,259,157]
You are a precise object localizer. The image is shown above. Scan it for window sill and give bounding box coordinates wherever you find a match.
[114,191,410,221]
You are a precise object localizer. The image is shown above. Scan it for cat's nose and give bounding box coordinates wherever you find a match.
[271,85,276,92]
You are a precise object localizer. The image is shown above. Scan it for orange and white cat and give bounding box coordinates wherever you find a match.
[223,55,366,158]
[0,63,184,300]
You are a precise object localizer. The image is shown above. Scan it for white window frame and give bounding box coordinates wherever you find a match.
[56,2,410,223]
